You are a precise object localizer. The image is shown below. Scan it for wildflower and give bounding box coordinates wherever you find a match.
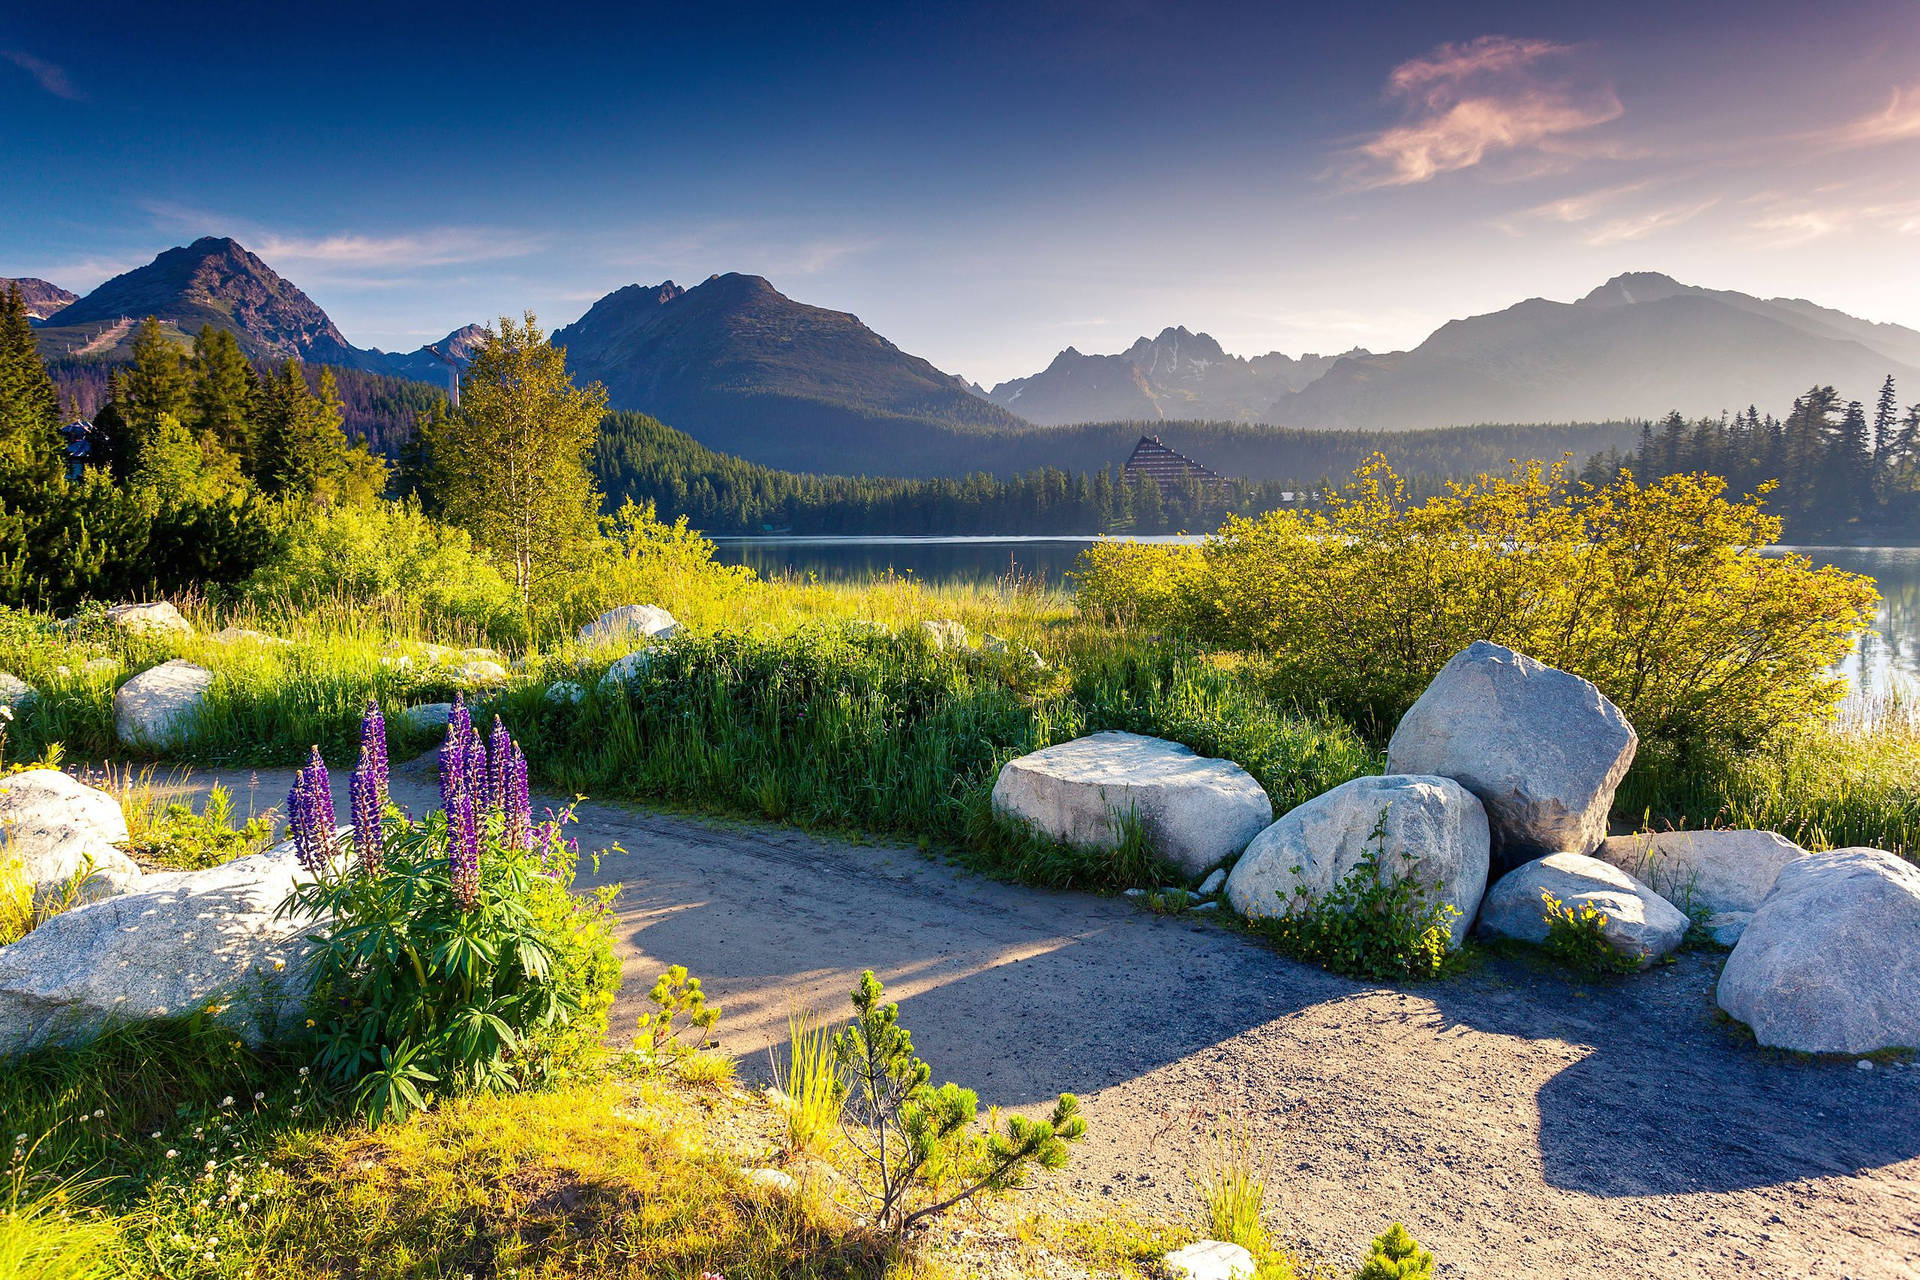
[221,1097,233,1108]
[253,1091,265,1101]
[287,747,337,874]
[504,743,532,852]
[351,701,390,873]
[91,1109,104,1119]
[205,1160,217,1171]
[486,716,512,813]
[298,1066,309,1077]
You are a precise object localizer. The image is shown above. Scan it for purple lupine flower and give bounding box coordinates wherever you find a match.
[439,695,470,816]
[503,743,532,851]
[287,746,336,875]
[462,720,488,828]
[349,767,383,873]
[486,717,512,815]
[448,777,480,910]
[359,700,389,811]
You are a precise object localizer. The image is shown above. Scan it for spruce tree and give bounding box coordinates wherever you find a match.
[0,284,62,479]
[189,325,259,472]
[257,361,350,499]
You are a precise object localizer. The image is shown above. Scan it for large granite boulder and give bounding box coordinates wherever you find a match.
[1716,847,1920,1054]
[0,836,335,1055]
[0,769,142,906]
[578,604,682,647]
[1386,642,1636,868]
[1224,774,1490,948]
[991,731,1272,879]
[1479,852,1687,967]
[114,659,214,750]
[1598,829,1808,942]
[106,600,193,639]
[1164,1240,1255,1280]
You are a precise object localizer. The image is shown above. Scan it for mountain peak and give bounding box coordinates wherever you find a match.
[3,277,79,321]
[1578,272,1693,308]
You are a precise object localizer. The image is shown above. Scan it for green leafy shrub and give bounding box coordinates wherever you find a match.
[833,969,1085,1236]
[1077,458,1876,762]
[1355,1223,1435,1280]
[634,964,721,1068]
[1539,892,1641,975]
[1257,813,1458,981]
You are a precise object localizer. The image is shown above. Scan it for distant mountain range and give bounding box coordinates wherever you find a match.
[550,272,1027,470]
[19,237,1920,478]
[1261,273,1920,429]
[988,327,1362,425]
[3,277,78,320]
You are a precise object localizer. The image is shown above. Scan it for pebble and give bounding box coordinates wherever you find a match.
[1856,1060,1874,1072]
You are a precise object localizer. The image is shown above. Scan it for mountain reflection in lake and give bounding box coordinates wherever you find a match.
[710,536,1920,704]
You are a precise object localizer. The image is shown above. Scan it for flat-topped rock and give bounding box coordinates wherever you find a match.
[578,604,682,647]
[106,600,193,639]
[1598,829,1808,921]
[114,659,214,750]
[0,768,142,906]
[1386,642,1636,868]
[1479,852,1687,967]
[991,731,1272,879]
[1225,774,1489,948]
[0,833,340,1055]
[1717,847,1920,1054]
[598,648,660,692]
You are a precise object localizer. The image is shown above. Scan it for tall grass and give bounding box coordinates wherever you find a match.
[771,1005,844,1158]
[0,1174,122,1280]
[1190,1122,1270,1258]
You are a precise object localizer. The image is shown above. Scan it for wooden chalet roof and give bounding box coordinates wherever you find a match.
[1122,435,1224,491]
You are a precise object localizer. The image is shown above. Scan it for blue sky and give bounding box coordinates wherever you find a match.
[4,1,1917,383]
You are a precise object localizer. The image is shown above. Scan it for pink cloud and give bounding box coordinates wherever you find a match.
[1817,83,1920,149]
[1342,35,1621,189]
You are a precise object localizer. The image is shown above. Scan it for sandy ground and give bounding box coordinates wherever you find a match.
[183,762,1920,1280]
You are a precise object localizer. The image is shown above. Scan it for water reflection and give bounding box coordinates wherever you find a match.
[710,536,1918,702]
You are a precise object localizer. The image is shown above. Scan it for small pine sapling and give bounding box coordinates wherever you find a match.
[833,969,1085,1236]
[1355,1223,1434,1280]
[637,965,721,1063]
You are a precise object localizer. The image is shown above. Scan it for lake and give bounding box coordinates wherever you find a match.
[710,535,1920,702]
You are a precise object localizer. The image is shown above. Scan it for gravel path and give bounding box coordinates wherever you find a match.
[187,763,1920,1279]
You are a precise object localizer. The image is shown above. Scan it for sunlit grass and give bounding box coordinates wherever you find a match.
[771,1004,845,1159]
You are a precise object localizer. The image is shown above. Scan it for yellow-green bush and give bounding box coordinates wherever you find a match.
[538,500,758,636]
[1078,458,1876,763]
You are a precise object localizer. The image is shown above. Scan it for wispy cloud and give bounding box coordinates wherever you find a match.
[253,228,544,269]
[1813,83,1920,150]
[1339,35,1622,189]
[1581,198,1720,246]
[3,50,80,101]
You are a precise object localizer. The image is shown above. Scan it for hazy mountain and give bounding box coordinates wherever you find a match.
[3,277,79,321]
[1268,272,1920,429]
[552,272,1030,472]
[987,327,1361,425]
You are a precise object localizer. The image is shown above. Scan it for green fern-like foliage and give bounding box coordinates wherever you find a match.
[1355,1223,1435,1280]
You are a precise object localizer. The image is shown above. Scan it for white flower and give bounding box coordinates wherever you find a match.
[165,1149,178,1159]
[297,1066,309,1077]
[92,1109,104,1119]
[204,1160,217,1172]
[220,1096,233,1108]
[253,1092,265,1101]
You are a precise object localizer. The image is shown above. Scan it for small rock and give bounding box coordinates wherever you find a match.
[0,672,35,713]
[920,619,969,651]
[1197,868,1227,896]
[114,659,214,750]
[597,648,659,692]
[1122,887,1147,899]
[105,601,193,639]
[1164,1240,1255,1280]
[1703,911,1753,946]
[1190,900,1220,913]
[1858,1060,1874,1071]
[578,605,682,647]
[451,660,507,685]
[742,1167,796,1195]
[544,680,588,705]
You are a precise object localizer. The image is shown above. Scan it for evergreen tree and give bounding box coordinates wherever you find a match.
[1872,375,1899,488]
[257,361,351,498]
[0,284,61,478]
[121,318,191,469]
[424,313,607,607]
[129,411,205,500]
[189,325,259,472]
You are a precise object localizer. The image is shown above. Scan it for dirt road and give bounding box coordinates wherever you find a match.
[186,764,1920,1279]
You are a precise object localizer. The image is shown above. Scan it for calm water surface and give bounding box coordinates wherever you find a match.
[710,536,1920,700]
